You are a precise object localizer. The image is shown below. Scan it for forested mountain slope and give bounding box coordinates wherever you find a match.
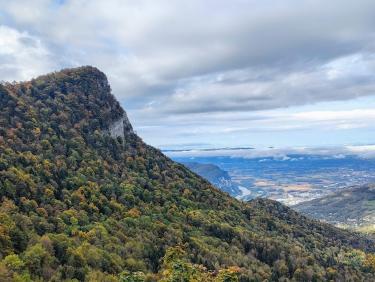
[294,185,375,227]
[0,66,375,281]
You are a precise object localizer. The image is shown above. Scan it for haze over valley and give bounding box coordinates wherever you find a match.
[169,146,375,231]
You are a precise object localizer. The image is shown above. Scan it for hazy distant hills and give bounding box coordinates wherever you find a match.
[171,154,375,206]
[183,162,241,196]
[294,185,375,228]
[181,158,375,231]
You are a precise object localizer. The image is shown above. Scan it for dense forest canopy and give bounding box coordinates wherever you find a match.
[0,66,374,281]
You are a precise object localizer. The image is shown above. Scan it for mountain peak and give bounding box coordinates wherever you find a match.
[33,65,107,84]
[2,66,133,138]
[31,66,111,100]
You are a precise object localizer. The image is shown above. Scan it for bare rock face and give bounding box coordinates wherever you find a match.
[108,113,133,138]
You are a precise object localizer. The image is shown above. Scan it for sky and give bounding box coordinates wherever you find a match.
[1,0,375,149]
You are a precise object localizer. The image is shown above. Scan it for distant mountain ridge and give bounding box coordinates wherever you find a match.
[294,184,375,227]
[183,162,241,196]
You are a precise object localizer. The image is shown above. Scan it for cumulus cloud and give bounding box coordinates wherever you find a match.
[0,25,57,82]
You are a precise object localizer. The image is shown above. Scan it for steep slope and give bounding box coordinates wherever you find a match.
[183,162,241,196]
[294,185,375,227]
[0,67,375,281]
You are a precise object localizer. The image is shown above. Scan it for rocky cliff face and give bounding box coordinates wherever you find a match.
[108,114,133,138]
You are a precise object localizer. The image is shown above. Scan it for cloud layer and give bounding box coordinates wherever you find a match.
[165,144,375,160]
[1,0,375,147]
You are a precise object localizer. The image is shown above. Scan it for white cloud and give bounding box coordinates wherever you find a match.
[165,144,375,159]
[0,25,57,81]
